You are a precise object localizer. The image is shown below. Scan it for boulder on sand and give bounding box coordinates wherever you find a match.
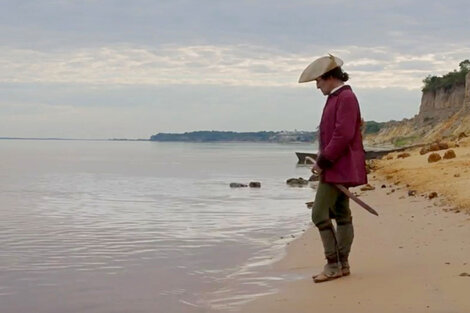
[427,153,441,163]
[443,150,456,159]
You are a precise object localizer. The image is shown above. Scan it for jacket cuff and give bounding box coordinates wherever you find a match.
[317,154,334,169]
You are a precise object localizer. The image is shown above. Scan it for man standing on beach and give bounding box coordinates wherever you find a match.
[298,55,367,283]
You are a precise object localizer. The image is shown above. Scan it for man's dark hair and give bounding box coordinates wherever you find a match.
[321,67,349,82]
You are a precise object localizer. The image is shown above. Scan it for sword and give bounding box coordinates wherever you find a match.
[305,156,379,216]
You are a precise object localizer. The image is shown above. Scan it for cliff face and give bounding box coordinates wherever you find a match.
[417,84,466,123]
[366,72,470,146]
[465,71,470,109]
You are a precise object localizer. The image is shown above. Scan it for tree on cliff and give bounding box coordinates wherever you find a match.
[422,59,470,92]
[459,59,470,71]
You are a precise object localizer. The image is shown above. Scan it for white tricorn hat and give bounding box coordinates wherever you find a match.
[298,54,343,83]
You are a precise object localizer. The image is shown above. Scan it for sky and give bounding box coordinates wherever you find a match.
[1,0,469,139]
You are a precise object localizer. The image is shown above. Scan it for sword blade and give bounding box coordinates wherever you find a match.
[304,156,379,216]
[335,184,379,216]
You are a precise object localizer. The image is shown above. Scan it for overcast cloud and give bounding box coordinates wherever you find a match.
[1,0,469,138]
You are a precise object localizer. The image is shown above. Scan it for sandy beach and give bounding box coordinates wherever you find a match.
[240,139,470,313]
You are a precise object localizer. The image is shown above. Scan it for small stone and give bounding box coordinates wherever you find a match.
[381,184,386,188]
[360,184,375,191]
[428,192,438,199]
[397,152,411,159]
[454,173,461,177]
[408,190,417,196]
[459,272,470,277]
[305,201,314,209]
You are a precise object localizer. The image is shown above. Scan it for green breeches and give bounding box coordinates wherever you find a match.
[312,181,354,264]
[312,181,352,227]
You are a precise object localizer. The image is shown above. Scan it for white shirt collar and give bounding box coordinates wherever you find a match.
[329,84,346,95]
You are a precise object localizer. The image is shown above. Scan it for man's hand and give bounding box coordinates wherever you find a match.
[311,162,322,175]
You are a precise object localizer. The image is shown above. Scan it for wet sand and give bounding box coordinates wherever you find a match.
[240,174,470,312]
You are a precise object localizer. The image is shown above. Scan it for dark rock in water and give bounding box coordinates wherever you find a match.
[249,182,261,188]
[230,183,248,188]
[286,177,309,187]
[308,174,319,181]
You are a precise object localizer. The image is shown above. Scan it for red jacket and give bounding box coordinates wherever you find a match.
[316,85,367,187]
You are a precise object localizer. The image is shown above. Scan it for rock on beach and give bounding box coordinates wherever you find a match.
[428,153,442,163]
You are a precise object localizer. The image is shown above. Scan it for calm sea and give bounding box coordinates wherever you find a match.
[0,140,316,313]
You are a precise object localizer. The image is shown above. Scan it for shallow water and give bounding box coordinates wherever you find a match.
[0,140,316,312]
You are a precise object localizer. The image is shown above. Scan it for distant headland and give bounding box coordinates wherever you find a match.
[149,122,385,143]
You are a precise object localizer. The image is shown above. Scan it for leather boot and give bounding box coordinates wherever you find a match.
[336,223,354,276]
[313,226,342,283]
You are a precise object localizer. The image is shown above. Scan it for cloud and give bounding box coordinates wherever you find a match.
[1,44,469,90]
[1,0,468,138]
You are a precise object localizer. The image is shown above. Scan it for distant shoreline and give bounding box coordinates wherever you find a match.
[0,137,149,142]
[0,137,316,144]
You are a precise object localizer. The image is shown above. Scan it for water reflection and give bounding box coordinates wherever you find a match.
[0,140,314,312]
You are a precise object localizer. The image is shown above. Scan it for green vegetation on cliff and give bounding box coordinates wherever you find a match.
[422,60,470,92]
[364,121,386,134]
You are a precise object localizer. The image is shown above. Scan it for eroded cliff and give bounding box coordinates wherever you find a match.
[366,71,470,146]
